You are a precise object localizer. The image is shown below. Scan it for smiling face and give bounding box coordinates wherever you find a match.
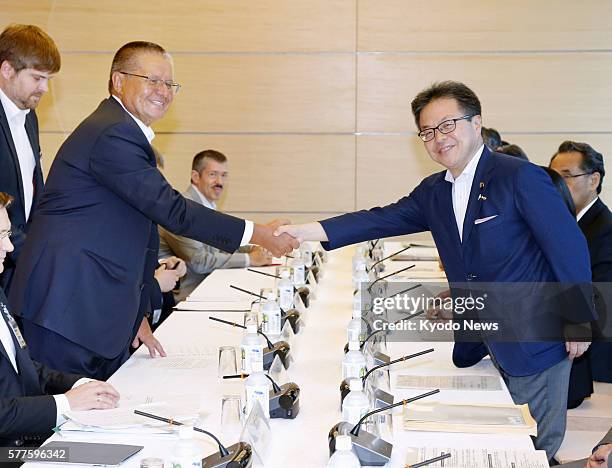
[0,207,14,274]
[418,97,483,178]
[111,52,174,126]
[192,159,229,203]
[0,61,53,110]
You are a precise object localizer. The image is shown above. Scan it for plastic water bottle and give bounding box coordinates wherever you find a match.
[327,435,361,468]
[342,341,366,380]
[240,324,264,373]
[244,358,271,419]
[352,263,369,312]
[261,290,282,336]
[169,426,202,468]
[301,243,314,270]
[277,267,294,311]
[352,246,368,276]
[292,251,306,287]
[347,308,365,344]
[341,378,370,425]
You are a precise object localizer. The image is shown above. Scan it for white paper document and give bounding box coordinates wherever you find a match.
[63,395,202,433]
[126,355,212,369]
[396,374,502,391]
[405,447,549,468]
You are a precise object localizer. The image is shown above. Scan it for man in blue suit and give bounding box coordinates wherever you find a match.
[9,41,297,381]
[276,81,594,460]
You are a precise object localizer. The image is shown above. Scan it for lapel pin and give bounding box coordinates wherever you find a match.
[478,194,487,201]
[479,182,485,189]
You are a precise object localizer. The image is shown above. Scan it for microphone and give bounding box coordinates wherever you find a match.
[339,348,434,406]
[367,239,380,259]
[224,373,300,419]
[367,264,416,294]
[408,453,451,468]
[208,316,291,370]
[241,275,302,334]
[134,410,252,468]
[328,389,440,466]
[368,245,412,272]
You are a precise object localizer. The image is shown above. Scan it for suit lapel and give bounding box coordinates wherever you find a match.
[578,198,604,231]
[0,103,26,203]
[462,148,495,248]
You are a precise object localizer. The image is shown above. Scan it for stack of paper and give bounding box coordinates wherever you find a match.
[61,395,202,434]
[405,446,549,468]
[396,374,503,391]
[403,402,537,435]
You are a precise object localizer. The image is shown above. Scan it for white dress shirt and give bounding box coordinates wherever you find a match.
[0,87,36,221]
[111,95,253,245]
[576,197,598,222]
[444,145,485,242]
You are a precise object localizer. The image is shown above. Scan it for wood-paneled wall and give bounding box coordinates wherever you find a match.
[3,1,611,224]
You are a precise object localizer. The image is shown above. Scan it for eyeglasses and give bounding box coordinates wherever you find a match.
[0,230,12,241]
[119,71,181,94]
[418,115,474,142]
[561,172,593,180]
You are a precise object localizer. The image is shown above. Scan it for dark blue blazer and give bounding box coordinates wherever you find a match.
[0,289,80,446]
[0,103,44,291]
[9,97,245,360]
[321,147,594,376]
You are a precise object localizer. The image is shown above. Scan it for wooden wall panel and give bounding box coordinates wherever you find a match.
[154,134,355,212]
[36,54,356,133]
[357,54,612,133]
[358,0,612,51]
[1,0,355,52]
[356,135,612,211]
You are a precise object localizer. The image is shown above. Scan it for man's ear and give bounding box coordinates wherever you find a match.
[472,114,482,133]
[0,60,16,80]
[191,169,200,186]
[111,71,123,94]
[590,171,601,193]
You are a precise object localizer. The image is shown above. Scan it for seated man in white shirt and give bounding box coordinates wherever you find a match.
[159,150,272,301]
[0,192,119,448]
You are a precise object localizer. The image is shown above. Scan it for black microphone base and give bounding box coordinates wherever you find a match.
[263,342,291,370]
[269,382,300,419]
[329,422,392,466]
[281,310,301,334]
[201,442,253,468]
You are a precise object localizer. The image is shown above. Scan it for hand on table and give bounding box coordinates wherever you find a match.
[65,380,120,410]
[133,317,166,357]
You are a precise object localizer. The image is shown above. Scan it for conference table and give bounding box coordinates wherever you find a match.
[25,241,541,467]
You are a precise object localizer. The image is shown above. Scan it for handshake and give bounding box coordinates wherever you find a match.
[251,220,329,257]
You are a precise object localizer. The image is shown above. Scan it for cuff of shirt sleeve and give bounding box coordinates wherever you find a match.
[73,378,93,388]
[241,220,254,247]
[53,394,71,427]
[243,253,250,267]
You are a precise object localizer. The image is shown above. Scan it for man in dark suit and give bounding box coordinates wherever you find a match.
[276,81,595,460]
[551,141,612,388]
[9,41,297,381]
[0,192,119,450]
[0,24,59,292]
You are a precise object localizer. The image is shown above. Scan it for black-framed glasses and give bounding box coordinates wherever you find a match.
[0,229,12,241]
[418,115,474,142]
[561,172,593,180]
[119,71,181,94]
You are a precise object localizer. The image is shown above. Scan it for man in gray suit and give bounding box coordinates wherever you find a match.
[160,149,272,301]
